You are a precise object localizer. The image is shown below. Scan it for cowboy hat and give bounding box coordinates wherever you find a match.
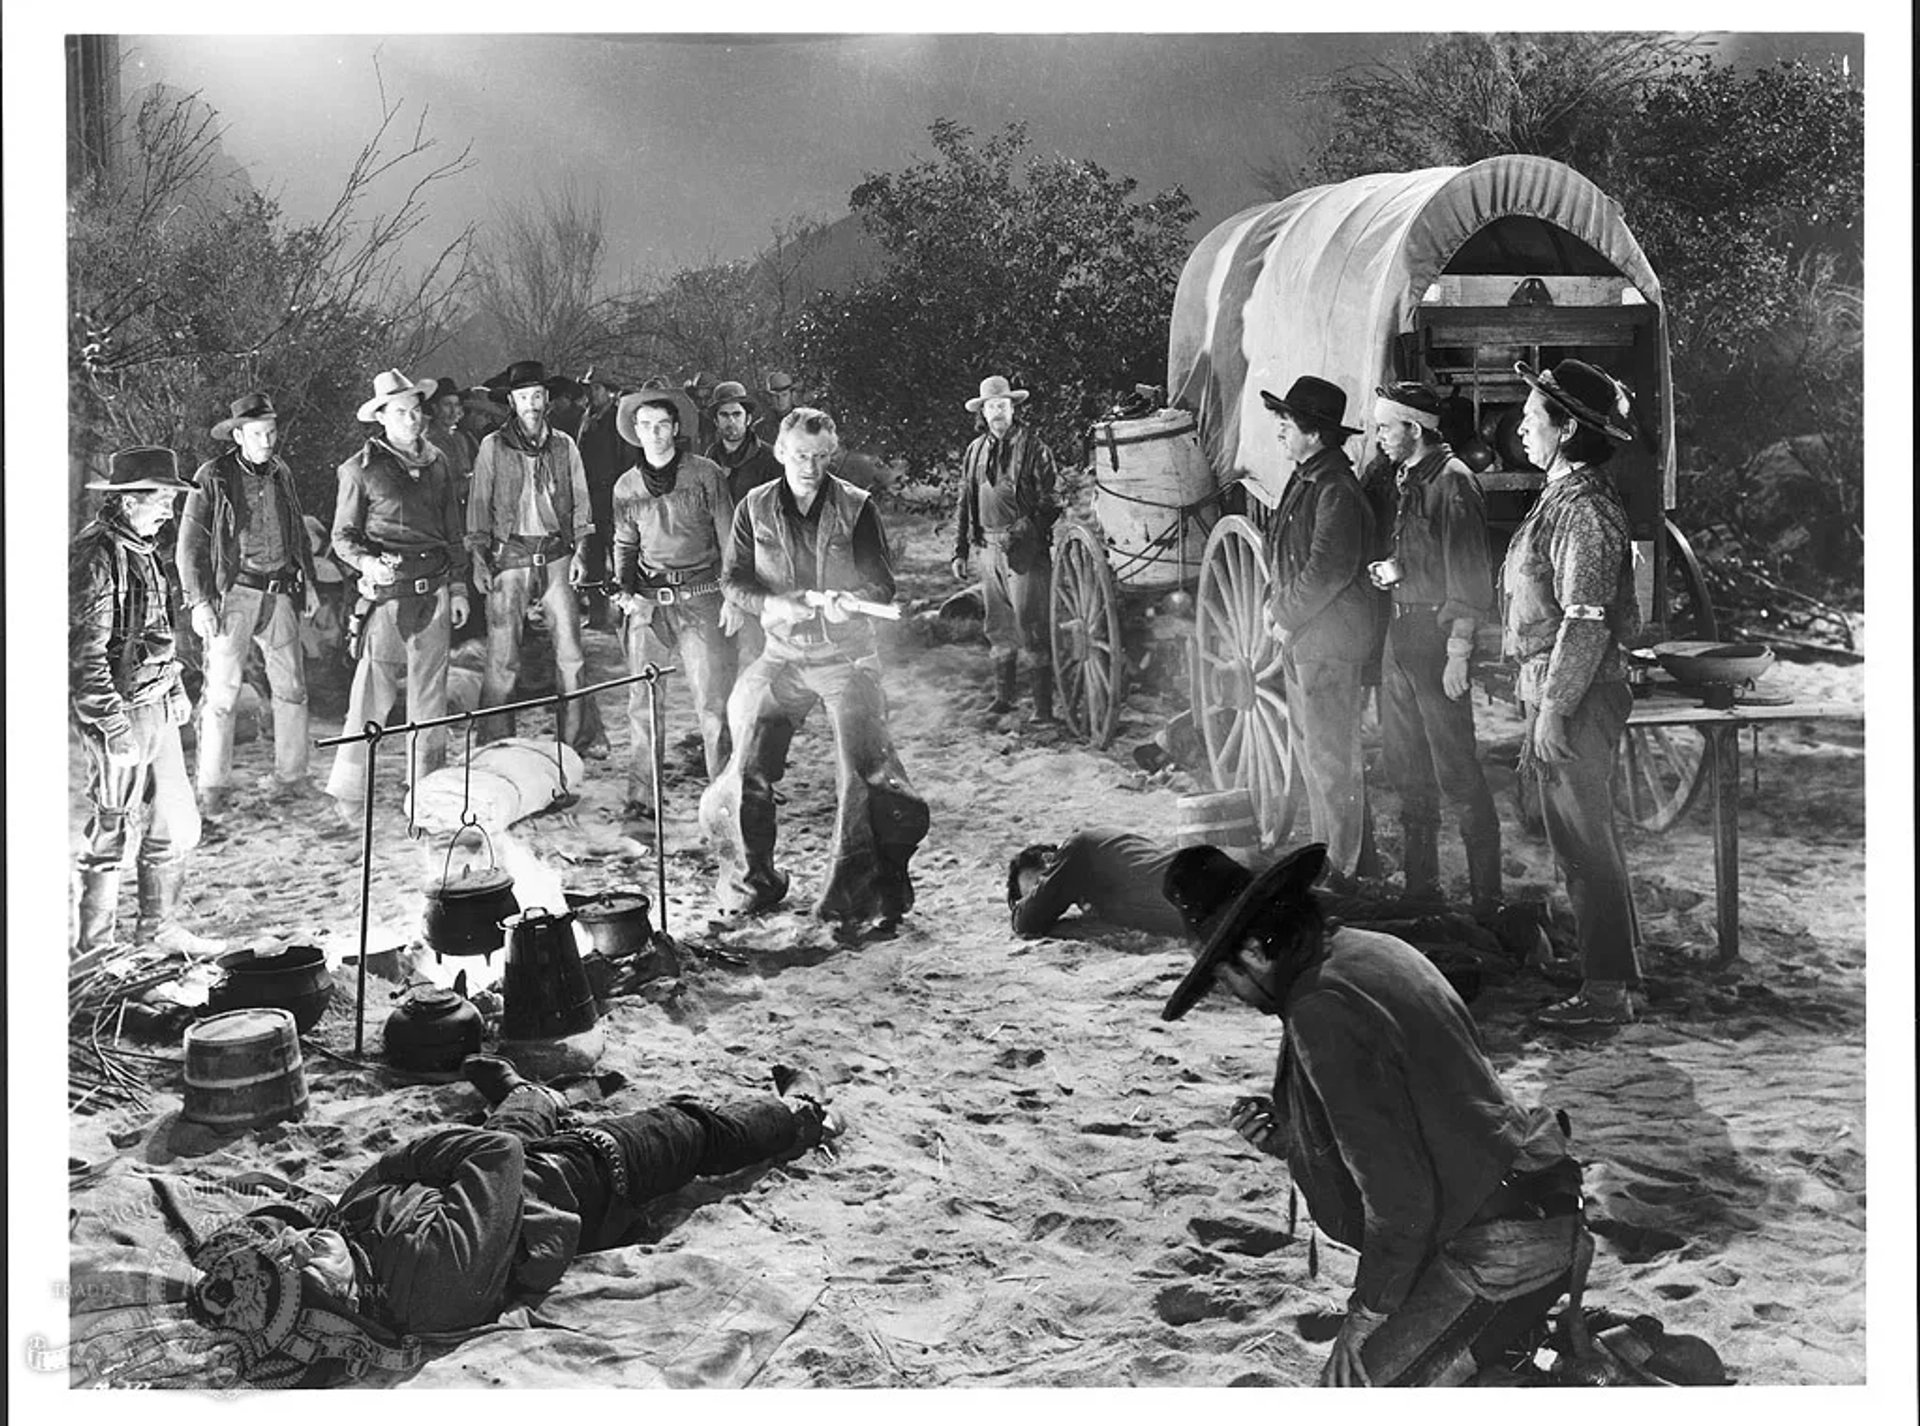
[425,377,464,406]
[966,375,1029,413]
[1160,842,1329,1022]
[85,445,192,492]
[1259,376,1363,439]
[1514,360,1637,444]
[617,387,698,447]
[211,392,278,441]
[582,366,624,394]
[355,369,435,423]
[708,379,756,414]
[503,359,551,391]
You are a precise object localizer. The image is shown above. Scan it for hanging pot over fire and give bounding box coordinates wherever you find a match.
[423,822,519,962]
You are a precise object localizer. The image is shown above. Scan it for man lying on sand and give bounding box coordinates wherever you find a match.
[151,1057,842,1387]
[1007,828,1195,938]
[1162,842,1592,1386]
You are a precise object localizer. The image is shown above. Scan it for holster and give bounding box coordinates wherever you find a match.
[345,597,375,662]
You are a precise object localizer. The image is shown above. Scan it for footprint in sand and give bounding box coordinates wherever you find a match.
[1186,1215,1295,1258]
[1586,1217,1686,1262]
[1753,1302,1794,1322]
[1027,1212,1127,1249]
[1152,1282,1247,1326]
[1654,1282,1699,1301]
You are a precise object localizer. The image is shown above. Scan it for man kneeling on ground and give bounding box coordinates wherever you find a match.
[152,1057,842,1387]
[1161,842,1592,1387]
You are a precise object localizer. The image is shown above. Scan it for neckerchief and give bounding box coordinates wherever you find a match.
[372,437,440,474]
[499,419,552,456]
[639,448,682,498]
[983,426,1021,485]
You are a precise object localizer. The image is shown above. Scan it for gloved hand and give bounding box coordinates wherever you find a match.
[363,553,401,589]
[470,556,493,596]
[1443,653,1471,700]
[450,591,471,629]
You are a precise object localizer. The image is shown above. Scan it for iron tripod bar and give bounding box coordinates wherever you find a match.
[314,664,681,1055]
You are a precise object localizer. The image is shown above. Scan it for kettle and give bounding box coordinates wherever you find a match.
[499,907,599,1041]
[423,823,520,962]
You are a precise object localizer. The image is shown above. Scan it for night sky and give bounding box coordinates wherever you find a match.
[122,30,1866,281]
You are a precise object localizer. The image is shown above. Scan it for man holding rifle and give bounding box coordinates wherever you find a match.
[700,407,929,933]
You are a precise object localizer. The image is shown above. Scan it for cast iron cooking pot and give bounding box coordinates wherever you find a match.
[423,824,519,962]
[1651,641,1775,686]
[383,986,485,1072]
[564,889,654,960]
[206,945,334,1034]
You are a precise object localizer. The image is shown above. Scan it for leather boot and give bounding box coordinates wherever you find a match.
[1027,666,1058,724]
[1400,822,1441,902]
[1466,836,1504,922]
[134,863,227,960]
[74,869,124,961]
[988,655,1017,714]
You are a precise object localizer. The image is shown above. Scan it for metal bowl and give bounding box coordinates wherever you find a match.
[1651,641,1775,686]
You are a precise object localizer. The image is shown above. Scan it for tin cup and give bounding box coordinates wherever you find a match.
[1368,558,1404,589]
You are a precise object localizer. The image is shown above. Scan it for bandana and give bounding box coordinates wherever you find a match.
[638,448,682,498]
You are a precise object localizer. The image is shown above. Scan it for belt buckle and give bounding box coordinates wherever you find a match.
[531,550,548,567]
[654,586,677,606]
[412,577,431,596]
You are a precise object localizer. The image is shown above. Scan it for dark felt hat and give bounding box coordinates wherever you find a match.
[1160,842,1329,1022]
[86,445,192,492]
[1259,376,1363,439]
[503,359,550,391]
[211,392,278,441]
[1515,359,1636,443]
[708,380,755,414]
[426,377,464,406]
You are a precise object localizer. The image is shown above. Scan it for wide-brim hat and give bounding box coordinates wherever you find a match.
[966,374,1029,413]
[426,377,463,406]
[211,391,278,441]
[503,359,549,391]
[86,445,192,492]
[1260,376,1363,439]
[356,369,435,423]
[1515,360,1636,444]
[708,380,755,414]
[764,369,796,396]
[617,387,698,447]
[1160,842,1329,1022]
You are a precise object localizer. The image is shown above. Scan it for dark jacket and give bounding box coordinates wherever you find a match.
[70,506,184,736]
[1010,830,1188,938]
[1266,445,1377,663]
[705,434,783,507]
[331,438,470,595]
[953,424,1061,573]
[1360,443,1493,630]
[577,403,637,514]
[1271,927,1529,1314]
[722,475,894,660]
[176,449,318,609]
[332,1127,591,1335]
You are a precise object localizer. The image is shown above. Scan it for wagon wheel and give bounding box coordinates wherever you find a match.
[1193,515,1297,846]
[1615,518,1720,832]
[1050,524,1125,748]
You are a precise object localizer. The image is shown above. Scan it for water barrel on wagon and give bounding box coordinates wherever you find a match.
[1087,409,1218,592]
[1175,789,1259,865]
[181,1008,310,1130]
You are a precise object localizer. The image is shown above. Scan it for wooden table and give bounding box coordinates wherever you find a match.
[1625,691,1863,965]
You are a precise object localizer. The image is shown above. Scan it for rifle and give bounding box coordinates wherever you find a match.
[801,589,901,622]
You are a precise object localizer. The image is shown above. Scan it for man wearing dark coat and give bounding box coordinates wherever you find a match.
[575,366,636,631]
[177,392,321,809]
[950,374,1062,723]
[70,447,222,961]
[1261,377,1378,887]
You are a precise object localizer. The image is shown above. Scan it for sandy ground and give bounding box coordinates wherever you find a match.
[64,511,1870,1388]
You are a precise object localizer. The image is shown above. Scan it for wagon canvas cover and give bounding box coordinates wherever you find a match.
[1167,154,1674,505]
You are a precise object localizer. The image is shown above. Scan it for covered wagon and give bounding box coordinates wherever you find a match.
[1166,153,1716,844]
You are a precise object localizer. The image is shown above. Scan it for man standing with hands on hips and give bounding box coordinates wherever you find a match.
[325,370,471,820]
[177,392,321,812]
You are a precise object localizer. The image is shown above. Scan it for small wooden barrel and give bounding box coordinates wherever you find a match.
[1176,790,1259,864]
[181,1008,309,1130]
[1088,409,1218,592]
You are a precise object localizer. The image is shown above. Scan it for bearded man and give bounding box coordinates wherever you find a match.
[324,370,472,816]
[177,392,321,811]
[950,375,1061,723]
[610,385,738,813]
[71,447,223,961]
[466,359,602,751]
[700,407,929,931]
